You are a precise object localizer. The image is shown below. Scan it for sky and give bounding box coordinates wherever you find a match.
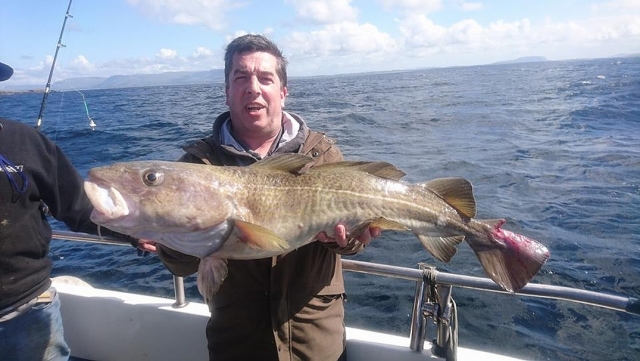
[1,0,639,89]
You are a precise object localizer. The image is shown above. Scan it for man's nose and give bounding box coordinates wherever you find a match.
[246,76,261,94]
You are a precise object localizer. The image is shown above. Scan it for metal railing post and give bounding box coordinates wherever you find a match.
[409,264,430,352]
[432,284,455,359]
[172,276,188,308]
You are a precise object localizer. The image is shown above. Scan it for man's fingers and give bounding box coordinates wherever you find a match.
[316,231,329,242]
[137,239,158,253]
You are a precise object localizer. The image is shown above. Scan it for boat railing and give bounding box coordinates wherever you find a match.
[51,230,639,359]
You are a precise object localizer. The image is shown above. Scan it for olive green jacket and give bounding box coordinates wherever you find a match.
[157,111,364,361]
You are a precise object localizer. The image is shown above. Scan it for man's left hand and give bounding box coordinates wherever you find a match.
[316,224,381,247]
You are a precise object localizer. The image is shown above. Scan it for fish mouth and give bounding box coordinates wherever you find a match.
[84,180,131,223]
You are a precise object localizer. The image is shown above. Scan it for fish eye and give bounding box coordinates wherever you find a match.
[142,170,164,186]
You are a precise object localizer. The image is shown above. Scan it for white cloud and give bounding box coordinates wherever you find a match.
[284,0,359,24]
[192,47,214,58]
[156,48,178,59]
[591,0,640,12]
[126,0,245,30]
[396,10,639,61]
[71,55,94,71]
[284,21,398,74]
[287,21,396,57]
[377,0,442,13]
[397,14,447,49]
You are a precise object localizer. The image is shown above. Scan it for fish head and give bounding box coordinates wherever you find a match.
[84,161,236,257]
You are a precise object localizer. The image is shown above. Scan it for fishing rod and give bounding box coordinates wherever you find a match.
[35,0,73,130]
[50,230,640,316]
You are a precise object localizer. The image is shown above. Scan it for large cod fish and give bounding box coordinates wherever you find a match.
[84,154,550,300]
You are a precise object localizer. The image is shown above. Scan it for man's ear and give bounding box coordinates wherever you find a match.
[281,86,288,107]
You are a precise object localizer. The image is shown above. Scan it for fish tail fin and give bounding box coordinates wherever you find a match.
[197,256,229,305]
[469,220,550,292]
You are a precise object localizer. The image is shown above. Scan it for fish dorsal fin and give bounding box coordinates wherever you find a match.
[250,154,315,174]
[423,178,476,218]
[312,161,406,181]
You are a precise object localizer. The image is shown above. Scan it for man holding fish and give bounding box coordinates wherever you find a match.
[135,34,379,361]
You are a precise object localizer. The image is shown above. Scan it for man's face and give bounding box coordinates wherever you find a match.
[225,51,288,139]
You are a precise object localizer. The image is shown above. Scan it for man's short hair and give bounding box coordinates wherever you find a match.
[224,34,288,88]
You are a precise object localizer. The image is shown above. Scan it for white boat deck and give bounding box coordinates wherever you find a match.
[53,276,525,361]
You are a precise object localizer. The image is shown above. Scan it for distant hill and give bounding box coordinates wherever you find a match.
[52,69,225,91]
[611,52,640,58]
[53,77,107,90]
[490,56,549,65]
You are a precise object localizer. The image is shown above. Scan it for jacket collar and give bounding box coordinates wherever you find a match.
[210,111,310,163]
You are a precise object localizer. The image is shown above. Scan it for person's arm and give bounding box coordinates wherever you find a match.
[40,138,134,244]
[155,243,200,276]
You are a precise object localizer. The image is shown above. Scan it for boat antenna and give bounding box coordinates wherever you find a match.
[35,0,74,130]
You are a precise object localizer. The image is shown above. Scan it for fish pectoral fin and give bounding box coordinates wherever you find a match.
[421,178,476,219]
[232,220,290,251]
[416,235,464,262]
[197,256,228,304]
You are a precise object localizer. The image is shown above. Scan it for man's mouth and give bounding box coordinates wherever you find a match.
[246,103,265,112]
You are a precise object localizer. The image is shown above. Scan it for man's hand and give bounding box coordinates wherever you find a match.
[316,224,381,247]
[136,239,158,253]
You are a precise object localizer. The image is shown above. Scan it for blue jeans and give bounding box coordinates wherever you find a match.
[0,288,70,361]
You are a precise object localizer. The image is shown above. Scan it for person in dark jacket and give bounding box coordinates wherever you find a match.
[137,34,380,360]
[0,61,135,361]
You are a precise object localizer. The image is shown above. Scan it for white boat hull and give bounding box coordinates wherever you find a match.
[53,276,524,361]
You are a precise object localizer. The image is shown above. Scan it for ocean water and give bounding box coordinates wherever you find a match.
[1,57,639,360]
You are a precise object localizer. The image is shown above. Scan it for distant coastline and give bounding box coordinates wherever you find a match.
[0,89,46,95]
[2,54,639,93]
[490,56,549,65]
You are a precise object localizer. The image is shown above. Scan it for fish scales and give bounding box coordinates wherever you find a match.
[237,169,441,243]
